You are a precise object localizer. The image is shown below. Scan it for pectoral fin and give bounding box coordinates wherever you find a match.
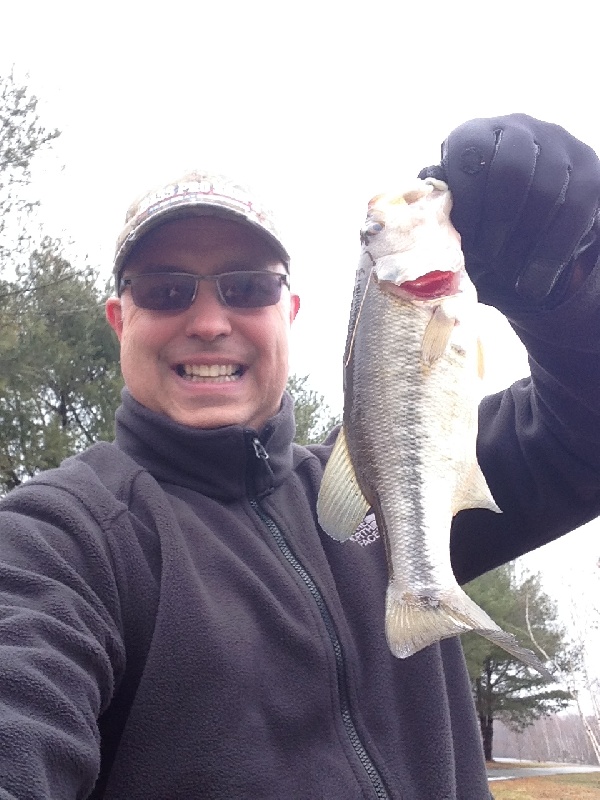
[317,425,370,541]
[421,303,456,365]
[477,337,485,380]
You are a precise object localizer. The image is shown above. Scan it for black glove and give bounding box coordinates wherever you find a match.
[419,114,600,310]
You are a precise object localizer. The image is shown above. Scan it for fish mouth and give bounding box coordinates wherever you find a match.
[400,270,460,299]
[379,270,460,300]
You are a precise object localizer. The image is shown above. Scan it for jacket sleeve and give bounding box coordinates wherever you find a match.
[451,263,600,584]
[0,481,126,799]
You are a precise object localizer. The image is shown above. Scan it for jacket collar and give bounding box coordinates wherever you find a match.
[114,389,296,501]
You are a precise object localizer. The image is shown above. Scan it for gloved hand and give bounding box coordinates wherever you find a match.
[419,114,600,310]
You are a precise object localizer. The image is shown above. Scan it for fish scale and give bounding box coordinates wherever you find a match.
[317,179,553,679]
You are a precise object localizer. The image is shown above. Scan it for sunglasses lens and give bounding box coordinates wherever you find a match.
[218,273,283,308]
[130,274,197,311]
[125,271,286,311]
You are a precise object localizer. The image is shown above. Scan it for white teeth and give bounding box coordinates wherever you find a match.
[180,364,241,381]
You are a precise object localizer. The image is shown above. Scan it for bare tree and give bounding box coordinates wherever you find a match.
[0,69,59,261]
[525,571,600,764]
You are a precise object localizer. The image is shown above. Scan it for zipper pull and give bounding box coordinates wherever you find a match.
[252,436,269,461]
[248,435,274,499]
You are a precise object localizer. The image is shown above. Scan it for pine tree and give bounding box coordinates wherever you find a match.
[0,238,121,490]
[463,564,572,761]
[286,374,340,445]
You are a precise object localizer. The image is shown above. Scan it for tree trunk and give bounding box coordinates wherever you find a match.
[480,714,494,761]
[475,662,496,761]
[58,390,68,428]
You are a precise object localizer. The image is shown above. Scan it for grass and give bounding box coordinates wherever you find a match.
[490,772,600,799]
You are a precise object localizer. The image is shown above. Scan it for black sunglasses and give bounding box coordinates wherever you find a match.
[119,270,290,312]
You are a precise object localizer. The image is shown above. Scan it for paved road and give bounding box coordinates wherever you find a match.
[488,763,600,781]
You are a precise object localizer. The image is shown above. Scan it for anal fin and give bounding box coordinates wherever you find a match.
[452,460,502,516]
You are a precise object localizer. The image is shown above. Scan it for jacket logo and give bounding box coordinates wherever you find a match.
[350,512,380,546]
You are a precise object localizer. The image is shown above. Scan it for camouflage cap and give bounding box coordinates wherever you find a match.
[113,171,290,287]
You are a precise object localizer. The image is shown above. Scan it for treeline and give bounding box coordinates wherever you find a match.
[494,715,600,765]
[0,71,122,491]
[0,238,122,491]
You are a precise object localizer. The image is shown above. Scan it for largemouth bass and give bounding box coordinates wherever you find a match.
[317,179,551,677]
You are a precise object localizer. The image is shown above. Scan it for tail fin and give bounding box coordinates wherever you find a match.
[385,583,553,680]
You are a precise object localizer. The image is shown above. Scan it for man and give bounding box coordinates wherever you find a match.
[0,114,599,799]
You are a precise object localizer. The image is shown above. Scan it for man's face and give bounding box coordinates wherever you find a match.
[106,216,300,431]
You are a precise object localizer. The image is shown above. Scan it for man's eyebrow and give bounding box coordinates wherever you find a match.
[121,265,182,277]
[196,264,284,275]
[124,259,284,277]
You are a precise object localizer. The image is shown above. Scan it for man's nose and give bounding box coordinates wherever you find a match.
[182,281,233,340]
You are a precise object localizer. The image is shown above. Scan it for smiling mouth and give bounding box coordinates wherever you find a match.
[175,364,245,382]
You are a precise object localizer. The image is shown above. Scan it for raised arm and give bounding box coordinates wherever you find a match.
[420,114,600,582]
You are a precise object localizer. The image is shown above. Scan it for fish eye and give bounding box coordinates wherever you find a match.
[360,220,384,245]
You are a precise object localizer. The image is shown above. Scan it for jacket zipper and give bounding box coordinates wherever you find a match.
[249,437,389,800]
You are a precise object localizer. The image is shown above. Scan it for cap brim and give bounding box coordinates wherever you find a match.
[114,203,290,283]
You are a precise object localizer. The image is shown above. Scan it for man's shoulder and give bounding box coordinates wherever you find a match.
[4,442,150,522]
[292,425,340,471]
[69,441,146,483]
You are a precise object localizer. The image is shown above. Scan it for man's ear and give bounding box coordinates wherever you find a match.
[105,297,124,340]
[290,293,300,323]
